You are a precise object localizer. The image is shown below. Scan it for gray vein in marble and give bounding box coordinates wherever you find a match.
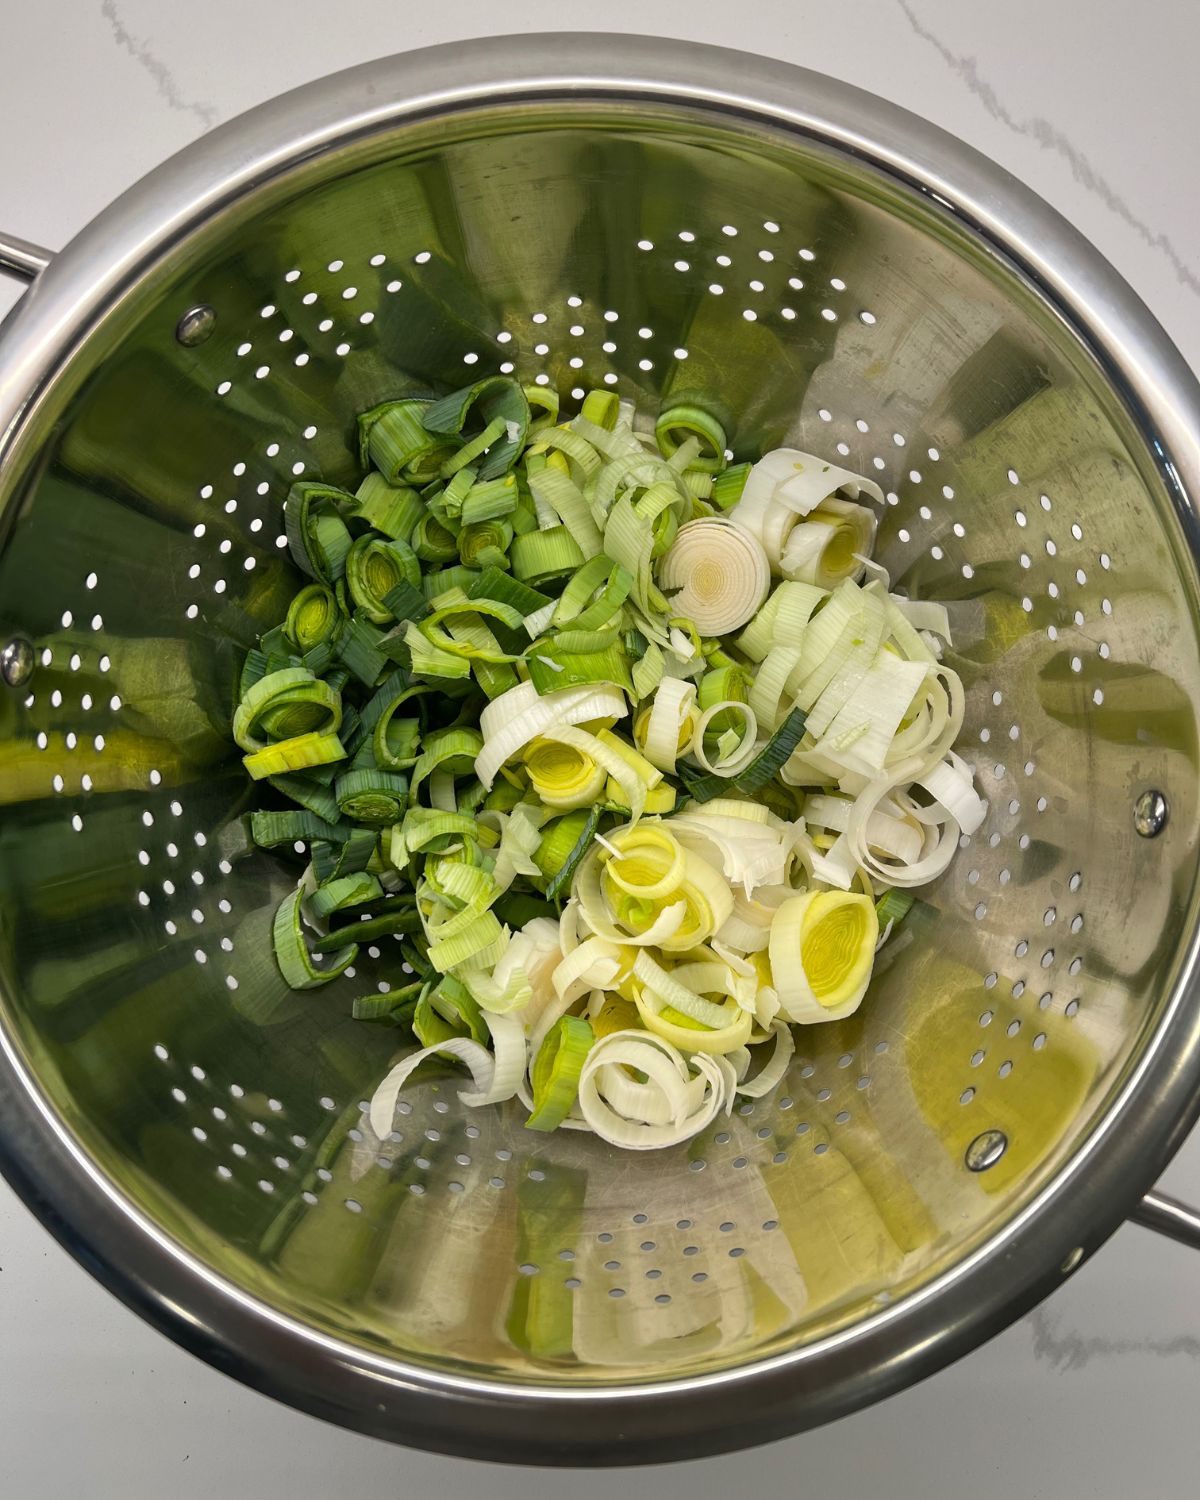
[1027,1306,1200,1371]
[100,0,219,129]
[898,0,1200,298]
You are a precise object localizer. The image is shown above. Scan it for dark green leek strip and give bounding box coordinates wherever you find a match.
[440,414,508,478]
[380,580,429,625]
[350,472,425,540]
[528,639,633,696]
[300,638,341,677]
[338,703,364,756]
[266,773,343,825]
[413,992,461,1049]
[346,535,421,624]
[311,839,338,883]
[272,888,356,989]
[249,809,349,849]
[330,827,378,877]
[336,614,388,687]
[732,706,808,792]
[543,805,603,901]
[679,707,808,803]
[314,907,423,951]
[494,891,558,928]
[358,669,417,735]
[335,768,409,824]
[259,624,289,658]
[423,376,530,481]
[284,483,355,584]
[468,567,550,617]
[239,648,269,698]
[352,981,422,1022]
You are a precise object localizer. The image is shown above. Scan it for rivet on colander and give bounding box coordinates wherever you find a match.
[964,1129,1008,1173]
[0,635,34,687]
[1133,789,1168,838]
[175,304,217,347]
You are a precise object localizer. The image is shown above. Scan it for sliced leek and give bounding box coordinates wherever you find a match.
[237,385,977,1148]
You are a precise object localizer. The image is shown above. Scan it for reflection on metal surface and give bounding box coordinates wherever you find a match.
[1134,789,1169,839]
[0,38,1197,1461]
[175,305,217,348]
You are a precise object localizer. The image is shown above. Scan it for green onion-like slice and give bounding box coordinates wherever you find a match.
[510,526,585,585]
[876,888,915,927]
[266,772,343,825]
[249,809,348,848]
[711,461,751,510]
[527,634,633,696]
[284,483,355,583]
[335,767,410,824]
[233,667,342,751]
[330,826,378,877]
[440,414,509,479]
[243,730,346,780]
[284,584,342,655]
[580,389,620,430]
[364,399,451,482]
[468,566,551,617]
[313,905,422,952]
[423,376,531,482]
[345,535,421,624]
[654,404,727,473]
[351,981,421,1023]
[413,513,460,563]
[336,614,388,687]
[380,580,430,625]
[272,887,357,989]
[307,872,382,920]
[350,473,425,540]
[458,518,514,570]
[460,475,519,525]
[525,1015,594,1132]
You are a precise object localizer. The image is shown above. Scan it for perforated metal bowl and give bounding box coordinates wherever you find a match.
[2,34,1200,1467]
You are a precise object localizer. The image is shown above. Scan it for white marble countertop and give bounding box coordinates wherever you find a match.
[1,2,1198,1494]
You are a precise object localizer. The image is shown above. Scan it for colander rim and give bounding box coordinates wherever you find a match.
[1,31,1199,1465]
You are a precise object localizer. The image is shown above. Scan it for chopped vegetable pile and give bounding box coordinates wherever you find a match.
[234,376,984,1150]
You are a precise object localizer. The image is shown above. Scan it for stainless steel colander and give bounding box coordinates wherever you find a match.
[2,34,1200,1466]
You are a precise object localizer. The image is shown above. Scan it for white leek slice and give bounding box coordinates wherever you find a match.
[779,497,878,589]
[576,1030,730,1149]
[690,700,759,776]
[732,448,883,576]
[805,654,930,779]
[658,519,771,635]
[640,677,698,774]
[476,681,626,788]
[735,1020,795,1097]
[369,1037,496,1139]
[459,1011,527,1106]
[769,890,878,1023]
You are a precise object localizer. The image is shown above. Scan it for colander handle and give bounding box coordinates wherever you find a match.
[1132,1190,1200,1251]
[0,233,53,282]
